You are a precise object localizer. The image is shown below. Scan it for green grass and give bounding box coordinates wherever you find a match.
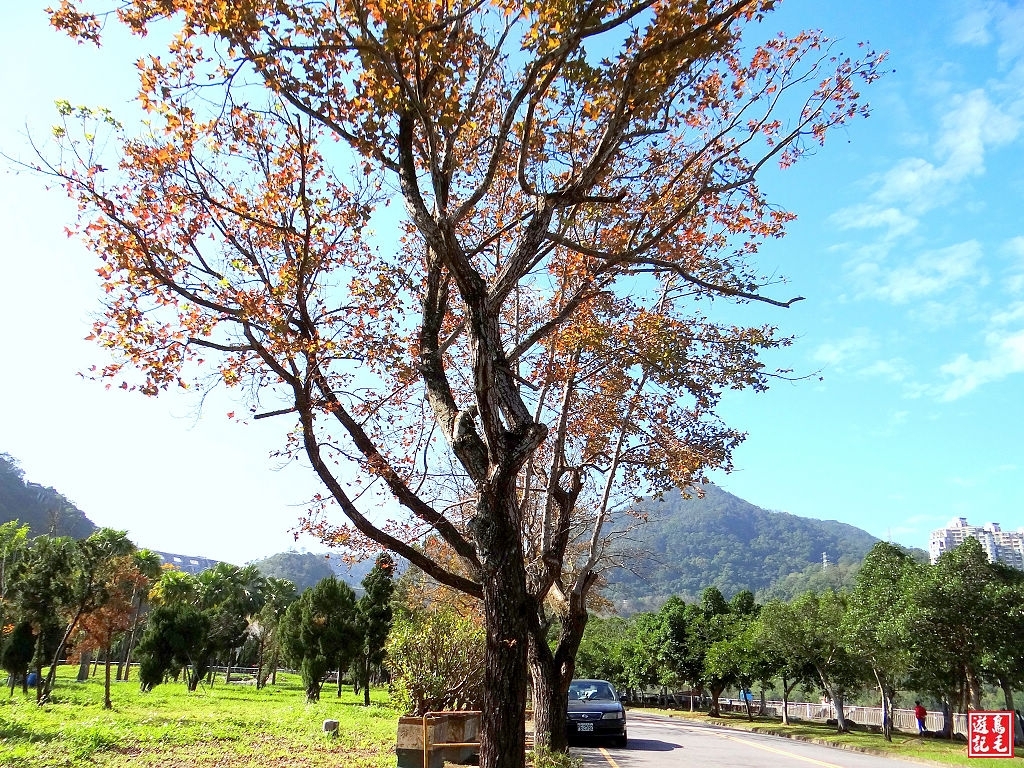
[640,708,1024,766]
[0,666,400,767]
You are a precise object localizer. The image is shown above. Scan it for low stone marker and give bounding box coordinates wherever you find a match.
[323,719,340,735]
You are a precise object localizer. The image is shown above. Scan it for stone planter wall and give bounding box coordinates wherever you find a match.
[395,711,481,768]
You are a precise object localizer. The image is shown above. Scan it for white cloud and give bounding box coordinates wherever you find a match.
[859,359,912,383]
[1003,237,1024,293]
[832,86,1020,239]
[937,325,1024,400]
[831,204,918,239]
[812,329,874,368]
[954,4,994,46]
[856,240,983,305]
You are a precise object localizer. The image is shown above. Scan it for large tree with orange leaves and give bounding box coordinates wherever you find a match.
[42,1,882,764]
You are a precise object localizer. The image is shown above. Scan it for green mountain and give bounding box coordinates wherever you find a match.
[250,550,375,593]
[603,483,900,612]
[0,453,97,539]
[1,451,921,607]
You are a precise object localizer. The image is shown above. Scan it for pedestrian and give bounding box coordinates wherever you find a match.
[914,701,927,734]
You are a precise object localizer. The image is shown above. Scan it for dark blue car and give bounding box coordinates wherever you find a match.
[566,679,627,747]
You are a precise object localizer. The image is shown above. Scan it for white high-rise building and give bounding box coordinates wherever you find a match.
[929,517,1024,569]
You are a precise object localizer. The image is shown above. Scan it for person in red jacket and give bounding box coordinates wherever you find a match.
[914,701,927,734]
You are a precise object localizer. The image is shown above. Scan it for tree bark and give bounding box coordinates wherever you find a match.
[77,652,92,682]
[528,590,589,753]
[781,673,791,726]
[103,643,113,710]
[998,678,1022,745]
[363,648,372,706]
[474,492,531,768]
[707,682,726,717]
[966,666,983,711]
[873,669,892,742]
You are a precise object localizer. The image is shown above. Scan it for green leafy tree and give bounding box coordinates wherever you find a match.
[11,534,77,702]
[845,542,920,741]
[654,596,697,707]
[774,590,866,732]
[912,537,993,716]
[749,600,817,725]
[356,553,396,706]
[253,576,298,689]
[1,621,35,695]
[117,548,164,681]
[980,568,1024,745]
[279,576,359,702]
[197,563,268,681]
[574,616,627,685]
[619,612,662,696]
[35,529,136,702]
[0,521,29,630]
[135,603,212,692]
[911,537,1021,736]
[386,603,485,716]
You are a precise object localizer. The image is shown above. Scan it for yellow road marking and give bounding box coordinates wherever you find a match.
[597,747,622,768]
[714,731,846,768]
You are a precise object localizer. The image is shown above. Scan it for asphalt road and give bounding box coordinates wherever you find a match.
[573,712,924,768]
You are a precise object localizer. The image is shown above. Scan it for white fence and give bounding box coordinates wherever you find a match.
[715,699,966,736]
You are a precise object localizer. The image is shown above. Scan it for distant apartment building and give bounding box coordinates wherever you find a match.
[929,517,1024,569]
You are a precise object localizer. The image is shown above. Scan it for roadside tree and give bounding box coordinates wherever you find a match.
[45,1,884,763]
[845,542,921,741]
[749,599,817,725]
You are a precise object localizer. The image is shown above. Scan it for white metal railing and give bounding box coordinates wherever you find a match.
[719,699,962,736]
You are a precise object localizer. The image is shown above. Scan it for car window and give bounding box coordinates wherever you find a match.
[593,684,614,700]
[569,682,616,701]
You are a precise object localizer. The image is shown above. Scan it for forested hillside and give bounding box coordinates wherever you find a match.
[0,453,97,539]
[2,451,923,605]
[604,484,896,612]
[251,550,376,593]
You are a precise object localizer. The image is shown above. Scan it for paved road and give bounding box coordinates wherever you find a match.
[573,712,923,768]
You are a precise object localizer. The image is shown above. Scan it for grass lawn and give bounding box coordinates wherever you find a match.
[641,708,1024,767]
[0,666,400,768]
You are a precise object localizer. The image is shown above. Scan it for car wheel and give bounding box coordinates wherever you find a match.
[612,733,627,748]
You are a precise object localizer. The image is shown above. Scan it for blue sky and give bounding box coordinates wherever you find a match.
[1,1,1022,566]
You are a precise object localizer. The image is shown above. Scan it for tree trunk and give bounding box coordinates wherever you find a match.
[103,643,113,710]
[77,652,92,682]
[119,594,145,682]
[707,682,726,717]
[832,689,847,732]
[363,648,372,706]
[966,666,983,711]
[528,588,588,754]
[474,493,531,768]
[998,678,1022,745]
[817,670,846,733]
[873,668,892,742]
[40,611,84,704]
[781,673,791,726]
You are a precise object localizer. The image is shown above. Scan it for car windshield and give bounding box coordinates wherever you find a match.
[569,682,615,701]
